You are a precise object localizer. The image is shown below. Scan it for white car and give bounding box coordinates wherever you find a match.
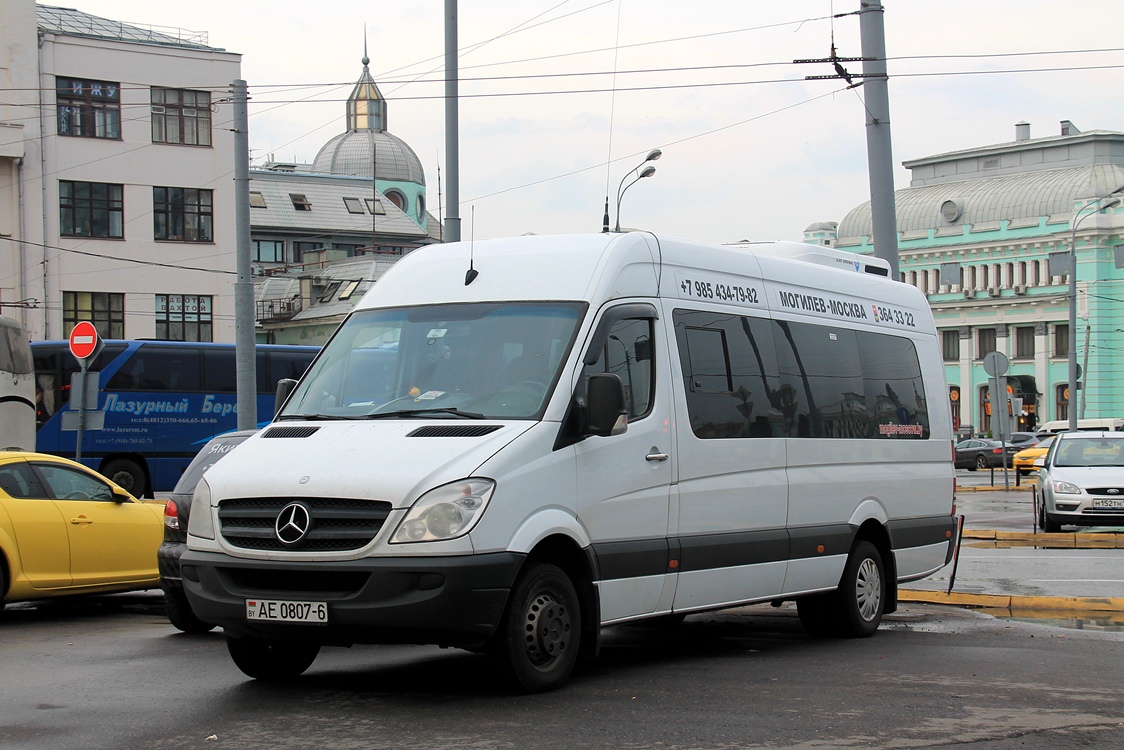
[1035,431,1124,532]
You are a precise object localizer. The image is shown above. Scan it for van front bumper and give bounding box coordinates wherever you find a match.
[180,549,525,648]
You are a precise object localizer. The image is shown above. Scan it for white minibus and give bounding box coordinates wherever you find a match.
[183,233,957,691]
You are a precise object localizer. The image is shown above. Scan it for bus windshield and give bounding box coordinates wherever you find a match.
[281,302,586,420]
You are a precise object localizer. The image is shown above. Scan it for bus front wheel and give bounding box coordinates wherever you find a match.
[102,458,147,498]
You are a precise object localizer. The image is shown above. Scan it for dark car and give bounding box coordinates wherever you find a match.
[159,430,255,633]
[954,438,1019,470]
[1007,432,1040,446]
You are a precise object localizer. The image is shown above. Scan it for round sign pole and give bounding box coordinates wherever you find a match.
[68,322,102,461]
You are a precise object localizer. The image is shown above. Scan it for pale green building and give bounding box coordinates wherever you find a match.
[823,121,1124,434]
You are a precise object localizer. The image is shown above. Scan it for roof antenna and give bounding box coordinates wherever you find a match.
[465,205,478,285]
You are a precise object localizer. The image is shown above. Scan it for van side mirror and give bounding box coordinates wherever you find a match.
[274,378,298,415]
[585,373,628,437]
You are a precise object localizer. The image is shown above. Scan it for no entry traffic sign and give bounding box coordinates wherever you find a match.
[69,321,101,361]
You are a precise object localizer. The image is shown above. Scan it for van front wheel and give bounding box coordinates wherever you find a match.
[491,562,581,693]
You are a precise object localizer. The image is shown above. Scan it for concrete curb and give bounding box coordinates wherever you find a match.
[898,589,1124,613]
[957,484,1034,493]
[963,528,1124,548]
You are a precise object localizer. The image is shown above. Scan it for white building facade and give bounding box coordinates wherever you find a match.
[1,3,240,342]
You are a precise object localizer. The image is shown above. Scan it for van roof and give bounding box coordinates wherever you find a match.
[357,233,931,331]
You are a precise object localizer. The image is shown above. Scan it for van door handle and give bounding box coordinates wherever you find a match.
[646,449,669,462]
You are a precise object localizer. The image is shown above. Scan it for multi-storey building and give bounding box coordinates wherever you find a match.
[1,2,240,342]
[827,121,1124,433]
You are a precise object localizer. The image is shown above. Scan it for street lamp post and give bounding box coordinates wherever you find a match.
[1067,185,1124,431]
[614,149,661,232]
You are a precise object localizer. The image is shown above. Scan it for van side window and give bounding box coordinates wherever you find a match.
[580,317,654,420]
[675,310,929,440]
[674,310,781,438]
[774,320,929,439]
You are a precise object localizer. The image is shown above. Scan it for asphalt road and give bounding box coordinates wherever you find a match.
[2,592,1123,749]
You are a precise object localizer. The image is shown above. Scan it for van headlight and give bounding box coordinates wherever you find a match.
[187,477,216,540]
[1052,480,1081,495]
[392,479,495,543]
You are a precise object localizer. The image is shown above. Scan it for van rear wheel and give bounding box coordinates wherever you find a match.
[797,541,886,638]
[490,562,581,693]
[226,635,319,680]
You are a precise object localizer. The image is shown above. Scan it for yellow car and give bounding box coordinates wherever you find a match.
[1012,436,1055,476]
[0,451,163,608]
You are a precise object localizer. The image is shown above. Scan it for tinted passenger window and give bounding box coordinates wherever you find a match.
[674,310,781,438]
[106,347,201,391]
[34,463,114,501]
[203,349,236,392]
[674,311,929,440]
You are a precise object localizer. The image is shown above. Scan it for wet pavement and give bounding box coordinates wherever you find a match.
[899,468,1124,610]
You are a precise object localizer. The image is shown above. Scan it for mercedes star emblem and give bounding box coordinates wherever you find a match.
[275,502,312,546]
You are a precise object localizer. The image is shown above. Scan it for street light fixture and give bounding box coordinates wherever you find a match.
[1067,184,1124,430]
[614,149,661,232]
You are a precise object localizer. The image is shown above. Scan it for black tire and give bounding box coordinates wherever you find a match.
[798,541,886,638]
[164,588,215,634]
[1040,506,1063,534]
[975,455,988,470]
[102,458,147,498]
[835,541,886,637]
[490,562,581,693]
[226,635,320,680]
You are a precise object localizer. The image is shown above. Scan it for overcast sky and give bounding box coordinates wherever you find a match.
[74,1,1124,244]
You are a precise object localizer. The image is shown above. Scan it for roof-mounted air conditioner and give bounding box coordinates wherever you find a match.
[1013,284,1027,295]
[987,287,1001,297]
[963,289,975,299]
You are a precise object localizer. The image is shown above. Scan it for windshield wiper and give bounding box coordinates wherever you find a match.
[275,413,356,421]
[365,407,486,420]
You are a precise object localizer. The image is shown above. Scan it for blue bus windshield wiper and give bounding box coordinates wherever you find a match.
[365,407,486,420]
[276,413,355,421]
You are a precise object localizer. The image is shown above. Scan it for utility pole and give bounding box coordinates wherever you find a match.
[793,0,899,277]
[232,79,257,430]
[444,0,461,243]
[858,0,899,278]
[1080,323,1091,418]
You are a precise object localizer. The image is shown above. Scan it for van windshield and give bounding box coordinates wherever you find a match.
[279,302,586,420]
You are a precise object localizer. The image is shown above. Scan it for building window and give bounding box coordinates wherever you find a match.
[59,181,123,238]
[1054,324,1069,357]
[941,330,960,361]
[63,291,124,339]
[949,386,961,431]
[343,197,365,214]
[977,328,996,359]
[151,88,211,146]
[339,280,360,300]
[416,193,426,223]
[1015,327,1035,359]
[1056,383,1069,422]
[253,239,284,263]
[384,190,406,212]
[979,386,992,435]
[366,198,386,215]
[290,194,312,211]
[56,77,120,139]
[249,192,267,208]
[156,294,213,342]
[153,187,213,242]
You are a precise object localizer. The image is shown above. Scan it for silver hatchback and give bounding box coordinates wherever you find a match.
[1035,431,1124,532]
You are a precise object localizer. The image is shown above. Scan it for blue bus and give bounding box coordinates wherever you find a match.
[32,340,318,496]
